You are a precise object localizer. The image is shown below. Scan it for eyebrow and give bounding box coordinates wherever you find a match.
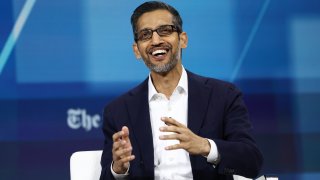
[138,24,174,31]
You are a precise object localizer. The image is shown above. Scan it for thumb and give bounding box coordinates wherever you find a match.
[122,126,129,136]
[122,126,132,147]
[122,126,130,142]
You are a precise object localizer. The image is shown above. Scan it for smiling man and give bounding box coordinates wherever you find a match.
[100,1,263,180]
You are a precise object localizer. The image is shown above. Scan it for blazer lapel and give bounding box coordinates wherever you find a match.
[187,71,212,135]
[186,71,212,172]
[125,78,154,176]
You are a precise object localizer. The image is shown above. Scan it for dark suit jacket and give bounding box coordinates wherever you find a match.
[100,71,263,180]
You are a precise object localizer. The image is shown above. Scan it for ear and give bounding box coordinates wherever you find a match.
[133,42,142,59]
[179,32,188,49]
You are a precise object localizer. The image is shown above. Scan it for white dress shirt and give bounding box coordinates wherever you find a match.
[112,67,219,179]
[148,67,192,180]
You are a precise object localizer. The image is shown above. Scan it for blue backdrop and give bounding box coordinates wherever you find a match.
[1,0,320,179]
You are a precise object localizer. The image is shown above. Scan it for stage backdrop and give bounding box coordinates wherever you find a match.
[1,0,320,179]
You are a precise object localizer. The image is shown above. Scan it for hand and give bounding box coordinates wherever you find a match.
[112,126,135,174]
[159,117,210,156]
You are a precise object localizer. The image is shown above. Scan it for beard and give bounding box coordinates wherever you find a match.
[143,47,180,74]
[144,55,178,73]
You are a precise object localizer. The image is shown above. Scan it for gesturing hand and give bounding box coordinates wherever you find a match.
[159,117,211,156]
[112,126,135,174]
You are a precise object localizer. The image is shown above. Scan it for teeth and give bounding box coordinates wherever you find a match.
[152,49,167,56]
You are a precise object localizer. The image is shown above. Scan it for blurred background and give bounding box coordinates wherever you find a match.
[1,0,320,179]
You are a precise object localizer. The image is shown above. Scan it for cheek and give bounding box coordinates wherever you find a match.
[172,42,181,53]
[138,44,148,55]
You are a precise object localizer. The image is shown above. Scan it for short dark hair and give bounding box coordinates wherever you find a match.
[131,1,183,42]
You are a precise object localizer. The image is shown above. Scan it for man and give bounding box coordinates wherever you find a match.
[100,1,263,180]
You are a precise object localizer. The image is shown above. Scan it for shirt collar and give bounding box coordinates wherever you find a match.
[148,66,188,102]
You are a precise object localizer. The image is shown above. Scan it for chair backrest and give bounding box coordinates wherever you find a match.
[233,175,252,180]
[70,150,102,180]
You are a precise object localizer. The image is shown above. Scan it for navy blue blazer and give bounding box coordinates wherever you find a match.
[100,71,263,180]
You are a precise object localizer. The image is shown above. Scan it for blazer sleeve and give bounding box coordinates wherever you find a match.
[213,84,263,178]
[100,105,117,180]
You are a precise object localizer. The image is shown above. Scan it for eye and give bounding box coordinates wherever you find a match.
[158,25,173,35]
[138,29,152,40]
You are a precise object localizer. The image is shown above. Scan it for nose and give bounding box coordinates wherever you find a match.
[151,31,163,45]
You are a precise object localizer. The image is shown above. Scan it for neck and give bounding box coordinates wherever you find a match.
[150,63,182,99]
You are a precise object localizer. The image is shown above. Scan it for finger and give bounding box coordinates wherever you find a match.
[159,125,184,134]
[112,131,124,142]
[165,143,183,150]
[113,146,133,160]
[113,155,135,172]
[159,133,184,141]
[112,139,131,154]
[112,141,122,151]
[114,146,133,158]
[121,126,131,146]
[119,155,135,164]
[122,126,129,136]
[120,126,131,144]
[161,117,185,128]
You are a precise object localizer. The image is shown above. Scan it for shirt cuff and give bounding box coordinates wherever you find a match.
[206,139,219,166]
[110,161,129,179]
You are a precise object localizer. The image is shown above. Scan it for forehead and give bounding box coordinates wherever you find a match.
[136,10,173,30]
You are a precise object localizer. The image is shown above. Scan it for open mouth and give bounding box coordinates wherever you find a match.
[148,47,170,60]
[152,49,167,56]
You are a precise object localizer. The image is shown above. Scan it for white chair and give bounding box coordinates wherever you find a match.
[70,150,102,180]
[70,150,270,180]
